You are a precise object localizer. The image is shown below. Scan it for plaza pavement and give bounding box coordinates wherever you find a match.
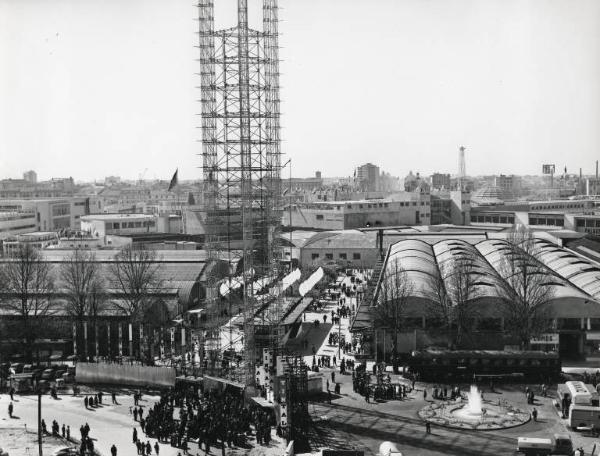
[0,389,284,456]
[295,271,600,455]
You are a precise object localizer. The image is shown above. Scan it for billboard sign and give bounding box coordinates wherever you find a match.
[542,164,555,175]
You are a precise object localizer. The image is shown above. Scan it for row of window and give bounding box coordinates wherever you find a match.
[110,221,155,229]
[576,218,600,228]
[531,203,586,210]
[311,252,361,260]
[471,215,515,224]
[529,217,565,226]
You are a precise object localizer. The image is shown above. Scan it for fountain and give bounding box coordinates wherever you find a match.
[465,385,483,415]
[418,384,530,430]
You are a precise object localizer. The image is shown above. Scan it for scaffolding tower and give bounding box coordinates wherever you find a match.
[197,0,283,386]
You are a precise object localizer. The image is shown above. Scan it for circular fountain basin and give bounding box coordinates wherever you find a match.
[418,399,530,430]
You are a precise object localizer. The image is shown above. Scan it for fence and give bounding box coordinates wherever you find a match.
[75,362,176,387]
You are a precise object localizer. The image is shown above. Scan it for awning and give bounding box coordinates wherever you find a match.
[251,396,275,408]
[280,297,313,325]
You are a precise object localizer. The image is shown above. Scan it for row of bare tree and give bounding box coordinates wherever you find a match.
[374,228,556,372]
[0,245,164,362]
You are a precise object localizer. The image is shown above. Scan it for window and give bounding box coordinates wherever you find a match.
[339,253,347,260]
[311,253,319,260]
[316,214,324,220]
[113,222,120,229]
[325,253,333,260]
[347,205,352,209]
[353,253,361,260]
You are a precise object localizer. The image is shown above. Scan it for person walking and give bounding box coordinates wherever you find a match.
[8,401,13,418]
[66,426,70,441]
[154,441,160,455]
[112,391,117,404]
[425,421,431,434]
[111,444,117,456]
[532,408,538,422]
[84,396,88,408]
[62,423,66,438]
[133,427,138,443]
[9,387,14,401]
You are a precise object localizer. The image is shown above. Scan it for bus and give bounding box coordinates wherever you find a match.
[407,349,561,381]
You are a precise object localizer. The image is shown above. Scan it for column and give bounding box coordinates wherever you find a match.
[107,323,111,358]
[118,324,123,357]
[83,321,88,360]
[72,322,77,358]
[128,323,133,358]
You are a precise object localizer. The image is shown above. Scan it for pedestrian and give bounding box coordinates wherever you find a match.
[67,425,70,441]
[133,427,138,443]
[84,396,88,408]
[62,423,66,438]
[8,401,13,418]
[134,407,138,421]
[331,371,335,383]
[111,444,117,456]
[532,408,538,422]
[426,421,431,434]
[154,441,160,455]
[333,355,337,366]
[112,391,117,404]
[146,440,152,455]
[424,389,428,401]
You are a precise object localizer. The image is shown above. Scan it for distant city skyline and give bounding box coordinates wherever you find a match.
[1,0,599,181]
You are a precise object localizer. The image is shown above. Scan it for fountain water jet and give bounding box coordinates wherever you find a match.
[466,385,483,415]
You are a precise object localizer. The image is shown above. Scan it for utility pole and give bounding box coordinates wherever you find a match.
[38,390,42,456]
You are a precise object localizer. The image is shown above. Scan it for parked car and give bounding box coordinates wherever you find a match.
[51,447,79,456]
[41,369,56,381]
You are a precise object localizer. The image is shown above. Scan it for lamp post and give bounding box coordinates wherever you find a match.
[36,385,42,456]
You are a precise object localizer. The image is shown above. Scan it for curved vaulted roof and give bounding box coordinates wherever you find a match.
[475,239,591,301]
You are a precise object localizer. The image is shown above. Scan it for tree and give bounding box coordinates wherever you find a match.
[425,257,480,348]
[108,246,163,358]
[496,227,554,349]
[108,246,162,320]
[373,260,413,373]
[0,244,55,362]
[59,249,104,358]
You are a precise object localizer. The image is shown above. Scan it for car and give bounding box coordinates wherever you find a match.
[41,369,56,381]
[51,447,79,456]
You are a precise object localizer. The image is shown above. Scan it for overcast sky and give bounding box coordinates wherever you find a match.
[1,0,599,182]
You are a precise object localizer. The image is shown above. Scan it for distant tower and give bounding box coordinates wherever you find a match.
[458,146,466,190]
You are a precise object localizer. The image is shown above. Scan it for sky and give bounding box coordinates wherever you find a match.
[1,0,599,182]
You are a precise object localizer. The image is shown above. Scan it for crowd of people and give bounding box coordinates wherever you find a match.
[135,384,275,454]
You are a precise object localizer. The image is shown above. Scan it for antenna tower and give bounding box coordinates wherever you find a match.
[458,146,466,190]
[197,0,283,386]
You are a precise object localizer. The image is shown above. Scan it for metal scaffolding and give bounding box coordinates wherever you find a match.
[197,0,283,386]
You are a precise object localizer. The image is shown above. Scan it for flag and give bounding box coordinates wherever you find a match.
[168,169,178,191]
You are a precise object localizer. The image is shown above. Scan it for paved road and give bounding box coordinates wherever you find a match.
[0,390,180,456]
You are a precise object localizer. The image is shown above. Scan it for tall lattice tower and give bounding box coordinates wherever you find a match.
[197,0,283,386]
[458,146,466,190]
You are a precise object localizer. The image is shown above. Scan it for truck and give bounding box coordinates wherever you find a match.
[516,434,572,456]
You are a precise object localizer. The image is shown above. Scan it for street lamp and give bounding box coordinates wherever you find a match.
[35,383,43,456]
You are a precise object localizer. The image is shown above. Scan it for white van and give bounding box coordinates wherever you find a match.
[516,434,572,455]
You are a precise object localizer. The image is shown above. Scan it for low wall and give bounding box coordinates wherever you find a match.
[76,363,176,387]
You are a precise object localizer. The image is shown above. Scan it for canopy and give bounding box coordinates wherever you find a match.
[299,267,324,297]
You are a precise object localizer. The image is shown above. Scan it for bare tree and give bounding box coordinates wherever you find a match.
[497,227,554,349]
[0,244,55,362]
[373,259,413,373]
[425,257,480,348]
[108,246,163,358]
[59,249,105,358]
[108,246,162,321]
